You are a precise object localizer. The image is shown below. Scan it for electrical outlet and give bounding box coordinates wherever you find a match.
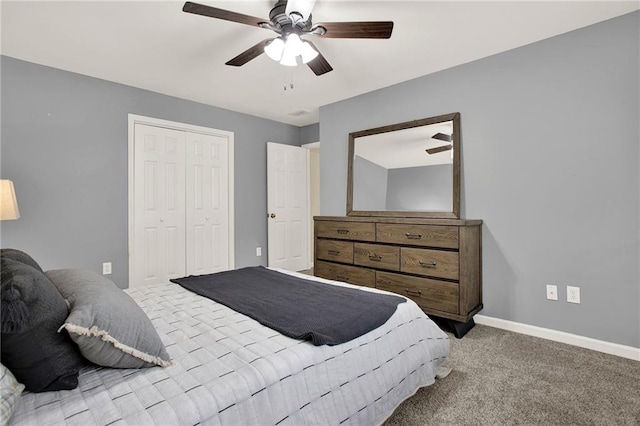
[546,284,558,301]
[567,286,580,304]
[102,262,112,275]
[256,247,262,257]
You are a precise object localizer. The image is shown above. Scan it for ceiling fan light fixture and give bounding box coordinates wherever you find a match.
[280,53,298,66]
[286,33,304,51]
[300,41,319,63]
[264,37,285,61]
[280,45,299,66]
[279,33,303,66]
[266,33,315,66]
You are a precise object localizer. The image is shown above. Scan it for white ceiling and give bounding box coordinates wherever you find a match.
[1,1,638,126]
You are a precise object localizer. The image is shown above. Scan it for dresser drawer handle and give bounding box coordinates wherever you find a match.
[336,229,350,234]
[368,254,382,261]
[405,233,422,240]
[327,250,341,255]
[336,274,349,281]
[405,289,422,297]
[419,261,437,268]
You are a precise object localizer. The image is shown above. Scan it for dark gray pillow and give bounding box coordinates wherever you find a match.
[46,269,172,369]
[0,249,43,273]
[0,258,84,392]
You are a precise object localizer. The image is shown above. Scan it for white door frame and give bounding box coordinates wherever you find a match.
[302,141,320,268]
[127,114,235,286]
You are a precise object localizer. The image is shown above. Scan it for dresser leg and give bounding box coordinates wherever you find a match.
[449,318,475,338]
[431,316,476,338]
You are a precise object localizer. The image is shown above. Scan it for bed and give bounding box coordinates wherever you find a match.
[4,263,449,425]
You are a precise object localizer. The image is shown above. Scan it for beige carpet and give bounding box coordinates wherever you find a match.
[384,324,640,425]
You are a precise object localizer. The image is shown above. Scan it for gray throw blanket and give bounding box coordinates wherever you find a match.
[170,266,405,346]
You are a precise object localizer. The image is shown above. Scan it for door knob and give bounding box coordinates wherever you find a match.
[269,213,276,218]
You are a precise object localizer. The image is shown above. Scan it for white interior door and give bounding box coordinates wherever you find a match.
[186,132,230,275]
[133,124,186,286]
[267,142,309,271]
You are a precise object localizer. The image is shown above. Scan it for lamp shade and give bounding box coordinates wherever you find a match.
[0,180,20,220]
[280,34,303,66]
[265,33,318,67]
[264,37,285,61]
[300,41,319,64]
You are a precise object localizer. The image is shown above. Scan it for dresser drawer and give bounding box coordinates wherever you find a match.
[401,247,459,280]
[376,271,459,314]
[377,224,459,249]
[315,261,375,287]
[316,240,354,264]
[354,243,399,271]
[316,221,375,241]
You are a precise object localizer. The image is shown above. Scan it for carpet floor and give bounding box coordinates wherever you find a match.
[384,324,640,425]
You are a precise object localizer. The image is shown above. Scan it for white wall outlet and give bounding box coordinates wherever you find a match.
[256,247,262,257]
[546,284,558,301]
[102,262,112,275]
[567,286,580,304]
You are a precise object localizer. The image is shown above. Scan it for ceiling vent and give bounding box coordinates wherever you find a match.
[288,109,311,117]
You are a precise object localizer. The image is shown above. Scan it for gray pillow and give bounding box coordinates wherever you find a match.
[46,269,172,369]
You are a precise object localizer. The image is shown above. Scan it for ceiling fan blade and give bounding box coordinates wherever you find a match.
[225,39,272,67]
[314,21,393,39]
[432,133,452,142]
[305,41,333,75]
[183,2,266,27]
[426,145,453,155]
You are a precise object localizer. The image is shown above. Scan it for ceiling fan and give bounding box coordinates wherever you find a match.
[426,133,453,155]
[182,0,394,76]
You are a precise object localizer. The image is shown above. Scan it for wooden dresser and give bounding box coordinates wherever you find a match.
[314,216,482,337]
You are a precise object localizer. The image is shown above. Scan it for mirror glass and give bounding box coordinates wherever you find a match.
[347,113,460,218]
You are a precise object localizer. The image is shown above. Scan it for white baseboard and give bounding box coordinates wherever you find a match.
[474,315,640,362]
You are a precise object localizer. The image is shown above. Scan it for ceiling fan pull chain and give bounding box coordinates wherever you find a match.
[283,69,295,91]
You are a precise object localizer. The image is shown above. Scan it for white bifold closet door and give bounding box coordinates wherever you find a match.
[185,132,229,276]
[133,124,229,286]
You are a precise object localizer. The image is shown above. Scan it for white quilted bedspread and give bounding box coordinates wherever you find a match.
[10,269,449,425]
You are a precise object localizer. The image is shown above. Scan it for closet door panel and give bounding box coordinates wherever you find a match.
[134,124,186,285]
[186,133,230,275]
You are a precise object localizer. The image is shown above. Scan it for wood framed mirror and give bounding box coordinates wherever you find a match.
[347,112,460,218]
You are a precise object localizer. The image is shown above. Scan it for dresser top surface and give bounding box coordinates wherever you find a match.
[314,216,482,226]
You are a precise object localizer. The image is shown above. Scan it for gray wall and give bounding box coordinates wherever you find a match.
[386,164,453,211]
[1,56,301,288]
[299,123,319,145]
[352,155,388,210]
[319,12,639,347]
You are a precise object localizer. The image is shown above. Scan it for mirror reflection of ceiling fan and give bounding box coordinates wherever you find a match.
[426,133,453,155]
[182,0,394,75]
